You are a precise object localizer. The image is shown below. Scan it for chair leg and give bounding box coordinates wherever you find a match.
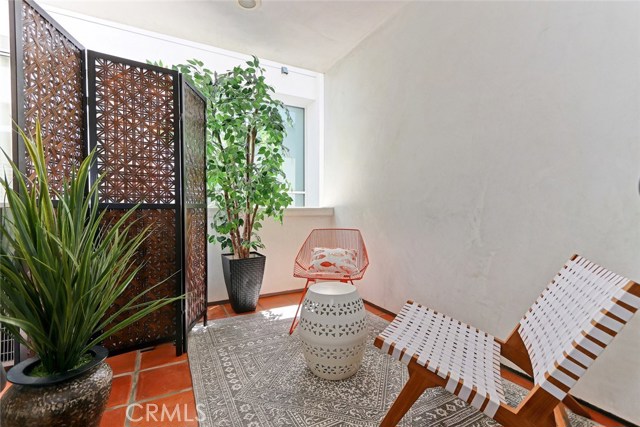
[289,279,312,335]
[553,404,570,427]
[562,395,591,419]
[380,368,433,427]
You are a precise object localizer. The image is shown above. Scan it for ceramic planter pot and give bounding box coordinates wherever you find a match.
[222,252,266,313]
[1,346,112,427]
[1,365,6,390]
[298,282,368,380]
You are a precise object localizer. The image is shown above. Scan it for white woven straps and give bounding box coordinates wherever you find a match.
[378,302,504,418]
[519,255,640,400]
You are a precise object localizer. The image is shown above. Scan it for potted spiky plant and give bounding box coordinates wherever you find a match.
[0,123,180,427]
[174,57,292,312]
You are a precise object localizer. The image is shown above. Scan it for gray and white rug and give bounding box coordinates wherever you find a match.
[188,310,596,427]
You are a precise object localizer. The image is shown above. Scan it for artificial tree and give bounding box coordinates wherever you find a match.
[160,57,292,311]
[174,57,293,259]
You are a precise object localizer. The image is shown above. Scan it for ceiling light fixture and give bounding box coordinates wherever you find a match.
[237,0,261,10]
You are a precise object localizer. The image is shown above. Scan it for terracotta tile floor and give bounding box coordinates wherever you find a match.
[0,291,622,426]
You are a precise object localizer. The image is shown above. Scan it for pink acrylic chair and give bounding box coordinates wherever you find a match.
[289,228,369,334]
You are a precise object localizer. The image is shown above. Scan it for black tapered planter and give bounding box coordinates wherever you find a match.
[222,252,266,313]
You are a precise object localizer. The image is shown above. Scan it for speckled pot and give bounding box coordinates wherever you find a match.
[0,361,112,427]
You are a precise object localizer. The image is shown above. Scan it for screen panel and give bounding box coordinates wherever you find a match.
[90,54,177,205]
[10,0,85,192]
[182,79,207,334]
[10,2,207,357]
[100,209,178,352]
[88,51,182,354]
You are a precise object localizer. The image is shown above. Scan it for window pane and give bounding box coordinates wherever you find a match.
[282,106,304,200]
[1,5,11,202]
[0,1,9,53]
[0,54,11,201]
[292,193,305,207]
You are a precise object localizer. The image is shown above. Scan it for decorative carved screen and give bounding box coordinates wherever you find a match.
[90,54,178,205]
[88,51,183,354]
[10,0,208,358]
[10,0,85,193]
[100,209,178,351]
[181,79,208,337]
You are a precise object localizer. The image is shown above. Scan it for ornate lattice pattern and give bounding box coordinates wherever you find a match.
[182,83,206,206]
[302,298,365,317]
[101,209,178,352]
[519,255,640,400]
[185,208,207,327]
[299,317,368,337]
[93,57,177,204]
[20,1,84,192]
[182,81,207,328]
[377,302,504,418]
[299,283,368,381]
[301,341,367,359]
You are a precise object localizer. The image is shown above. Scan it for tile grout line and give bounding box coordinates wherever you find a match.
[138,359,188,373]
[123,350,141,427]
[220,304,231,317]
[112,372,133,379]
[105,387,195,411]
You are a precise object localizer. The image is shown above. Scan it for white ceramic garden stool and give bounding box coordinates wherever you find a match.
[298,282,367,380]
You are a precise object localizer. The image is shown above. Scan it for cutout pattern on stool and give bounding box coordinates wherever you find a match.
[299,283,368,380]
[299,318,367,338]
[302,299,365,317]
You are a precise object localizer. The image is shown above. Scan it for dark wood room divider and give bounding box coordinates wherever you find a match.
[8,0,208,359]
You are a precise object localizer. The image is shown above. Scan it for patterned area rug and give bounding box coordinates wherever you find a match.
[188,310,595,427]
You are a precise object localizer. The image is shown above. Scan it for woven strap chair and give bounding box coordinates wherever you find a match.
[289,228,369,334]
[375,254,640,427]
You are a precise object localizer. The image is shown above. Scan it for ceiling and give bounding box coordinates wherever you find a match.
[40,0,409,72]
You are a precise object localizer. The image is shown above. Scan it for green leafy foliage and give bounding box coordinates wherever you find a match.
[0,122,181,375]
[151,57,293,259]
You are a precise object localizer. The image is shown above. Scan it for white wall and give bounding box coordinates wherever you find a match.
[325,1,640,423]
[207,209,334,302]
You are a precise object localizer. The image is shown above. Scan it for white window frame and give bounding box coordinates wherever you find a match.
[276,92,321,208]
[1,42,13,203]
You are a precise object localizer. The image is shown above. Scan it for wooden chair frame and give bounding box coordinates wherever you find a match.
[374,322,590,427]
[374,255,640,427]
